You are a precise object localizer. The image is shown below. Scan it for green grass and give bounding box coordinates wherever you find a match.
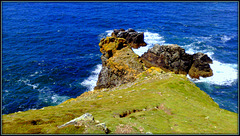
[2,68,238,134]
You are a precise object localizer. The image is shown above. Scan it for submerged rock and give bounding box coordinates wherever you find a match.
[141,44,213,79]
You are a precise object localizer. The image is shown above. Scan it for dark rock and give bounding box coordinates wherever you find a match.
[126,28,136,32]
[142,44,193,75]
[119,28,125,31]
[113,29,120,37]
[111,28,147,49]
[188,52,213,79]
[117,31,128,38]
[141,44,213,78]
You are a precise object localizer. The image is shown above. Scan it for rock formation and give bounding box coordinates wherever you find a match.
[111,28,147,49]
[141,44,213,79]
[95,29,213,90]
[94,32,146,89]
[188,52,213,79]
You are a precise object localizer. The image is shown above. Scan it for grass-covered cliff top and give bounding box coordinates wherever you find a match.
[2,67,238,134]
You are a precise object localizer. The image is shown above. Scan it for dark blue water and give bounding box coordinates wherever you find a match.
[2,2,238,114]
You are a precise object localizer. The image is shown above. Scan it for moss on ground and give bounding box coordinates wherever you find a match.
[2,67,238,134]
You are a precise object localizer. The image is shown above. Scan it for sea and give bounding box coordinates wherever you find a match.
[2,2,238,114]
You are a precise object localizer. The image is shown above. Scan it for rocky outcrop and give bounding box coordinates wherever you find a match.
[95,35,146,89]
[141,44,213,79]
[188,52,213,79]
[111,28,147,49]
[95,29,213,90]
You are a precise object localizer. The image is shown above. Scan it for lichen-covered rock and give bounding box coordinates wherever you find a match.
[111,28,147,49]
[99,37,128,59]
[141,44,213,79]
[95,46,145,89]
[96,30,147,89]
[96,31,213,90]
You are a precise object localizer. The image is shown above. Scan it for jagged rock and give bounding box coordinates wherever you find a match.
[95,46,145,89]
[111,28,147,49]
[96,31,213,90]
[188,52,213,79]
[99,37,128,59]
[96,35,146,89]
[141,44,193,75]
[141,44,213,79]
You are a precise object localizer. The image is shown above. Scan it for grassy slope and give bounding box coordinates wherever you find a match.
[2,67,238,134]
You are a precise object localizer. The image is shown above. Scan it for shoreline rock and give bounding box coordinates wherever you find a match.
[111,28,147,49]
[141,44,213,79]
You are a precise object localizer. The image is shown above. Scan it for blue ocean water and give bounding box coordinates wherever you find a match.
[2,2,238,114]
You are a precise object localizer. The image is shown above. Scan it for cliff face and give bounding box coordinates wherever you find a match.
[94,30,147,89]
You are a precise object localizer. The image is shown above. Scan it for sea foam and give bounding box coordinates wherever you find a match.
[80,64,102,91]
[133,31,165,56]
[184,44,238,86]
[104,30,165,56]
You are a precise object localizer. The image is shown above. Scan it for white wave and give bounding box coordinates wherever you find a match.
[80,64,102,91]
[30,71,39,77]
[189,60,238,86]
[184,45,238,86]
[37,86,70,104]
[51,94,70,104]
[221,35,232,43]
[106,30,113,37]
[133,31,165,56]
[105,30,165,56]
[18,79,39,89]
